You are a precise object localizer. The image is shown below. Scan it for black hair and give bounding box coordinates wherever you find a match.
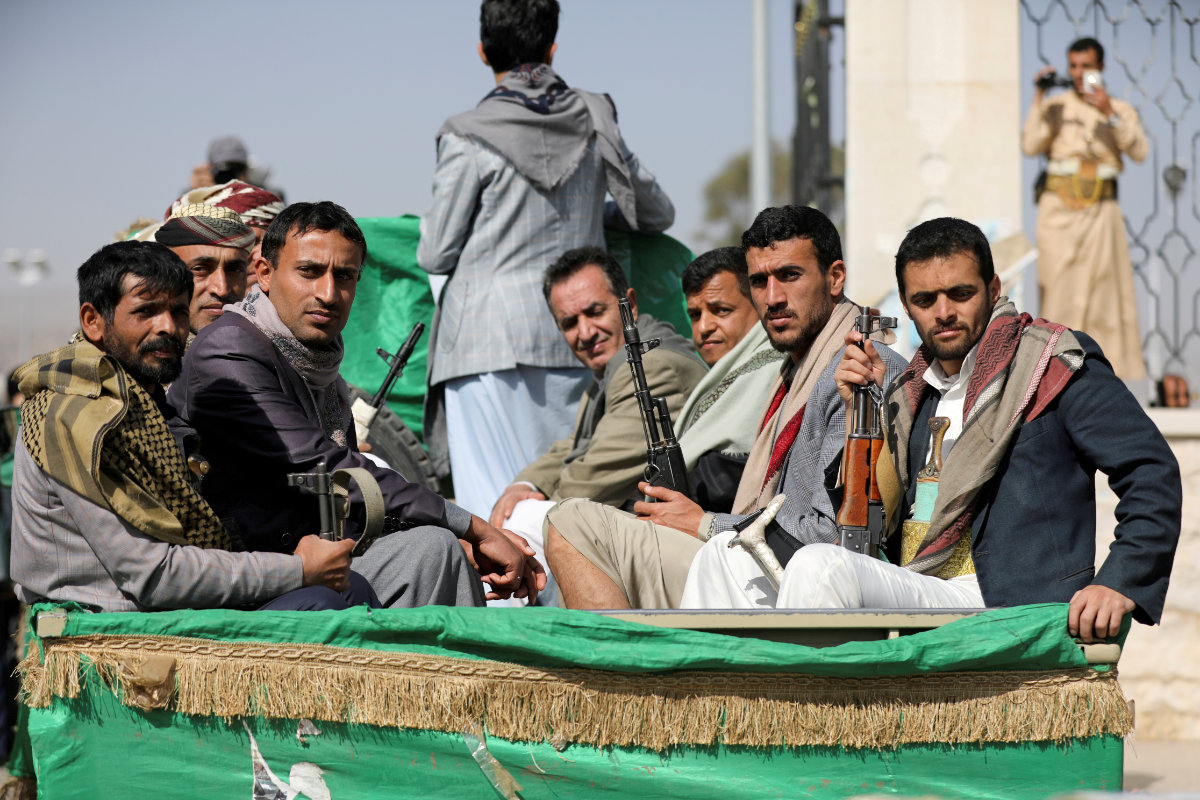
[480,0,559,73]
[681,247,750,298]
[740,205,842,274]
[893,217,995,297]
[77,241,192,323]
[211,164,246,184]
[542,246,628,305]
[260,201,367,267]
[6,367,19,403]
[1069,37,1104,66]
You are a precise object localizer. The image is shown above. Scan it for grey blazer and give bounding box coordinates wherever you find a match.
[417,128,674,386]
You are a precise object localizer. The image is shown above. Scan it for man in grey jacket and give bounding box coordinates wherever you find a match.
[545,206,905,610]
[418,0,674,520]
[10,241,371,612]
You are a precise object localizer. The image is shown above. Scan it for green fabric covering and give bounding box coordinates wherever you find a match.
[339,217,695,443]
[340,216,435,441]
[17,604,1126,795]
[26,689,1123,799]
[0,452,12,489]
[602,227,694,336]
[33,603,1091,676]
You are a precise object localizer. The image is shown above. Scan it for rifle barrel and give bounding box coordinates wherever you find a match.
[371,322,426,408]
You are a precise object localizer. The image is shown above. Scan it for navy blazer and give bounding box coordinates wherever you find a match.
[896,334,1180,624]
[169,314,459,553]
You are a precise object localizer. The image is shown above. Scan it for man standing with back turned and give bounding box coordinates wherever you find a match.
[418,0,675,518]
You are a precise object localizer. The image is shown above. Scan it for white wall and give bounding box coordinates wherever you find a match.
[1101,411,1200,741]
[844,0,1023,305]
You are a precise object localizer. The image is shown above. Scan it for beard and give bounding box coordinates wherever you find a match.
[918,323,980,364]
[764,291,837,358]
[104,331,184,386]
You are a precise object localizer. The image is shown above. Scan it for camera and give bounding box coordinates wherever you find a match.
[1036,70,1073,91]
[1082,69,1104,94]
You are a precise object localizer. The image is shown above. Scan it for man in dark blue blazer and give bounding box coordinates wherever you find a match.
[170,202,545,607]
[781,217,1179,643]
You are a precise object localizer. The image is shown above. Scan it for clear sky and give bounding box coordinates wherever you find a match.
[0,0,801,294]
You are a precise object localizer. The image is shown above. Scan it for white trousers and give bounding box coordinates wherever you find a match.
[681,539,985,610]
[445,366,587,518]
[680,531,780,609]
[485,498,560,608]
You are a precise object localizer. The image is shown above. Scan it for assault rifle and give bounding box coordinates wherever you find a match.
[619,298,690,498]
[836,308,897,558]
[287,461,386,556]
[351,322,426,444]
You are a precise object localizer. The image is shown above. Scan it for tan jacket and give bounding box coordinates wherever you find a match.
[515,315,707,509]
[1021,90,1147,169]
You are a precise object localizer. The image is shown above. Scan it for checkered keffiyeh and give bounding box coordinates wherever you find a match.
[16,341,232,550]
[166,180,283,229]
[155,203,255,250]
[879,299,1084,577]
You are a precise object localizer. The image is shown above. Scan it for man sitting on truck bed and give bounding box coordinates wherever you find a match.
[10,240,375,612]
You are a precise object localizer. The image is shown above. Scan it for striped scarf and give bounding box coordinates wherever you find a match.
[877,299,1084,576]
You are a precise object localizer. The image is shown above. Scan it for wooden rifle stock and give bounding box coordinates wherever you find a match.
[836,308,896,557]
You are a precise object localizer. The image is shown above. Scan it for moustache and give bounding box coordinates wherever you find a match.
[138,336,184,359]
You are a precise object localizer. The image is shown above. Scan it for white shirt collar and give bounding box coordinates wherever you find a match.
[922,341,981,396]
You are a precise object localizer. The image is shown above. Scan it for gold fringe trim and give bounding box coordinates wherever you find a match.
[18,634,1132,751]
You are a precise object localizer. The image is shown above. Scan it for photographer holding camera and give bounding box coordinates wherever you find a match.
[1022,37,1148,381]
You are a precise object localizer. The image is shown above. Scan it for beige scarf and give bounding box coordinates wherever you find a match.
[731,298,860,514]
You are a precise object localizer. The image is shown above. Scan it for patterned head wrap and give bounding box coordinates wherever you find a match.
[166,180,284,229]
[154,204,255,251]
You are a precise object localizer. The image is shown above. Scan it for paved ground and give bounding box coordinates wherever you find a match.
[1123,739,1200,794]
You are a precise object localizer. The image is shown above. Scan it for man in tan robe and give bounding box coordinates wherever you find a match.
[1022,36,1148,379]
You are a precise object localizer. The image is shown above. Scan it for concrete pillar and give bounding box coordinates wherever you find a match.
[844,0,1023,306]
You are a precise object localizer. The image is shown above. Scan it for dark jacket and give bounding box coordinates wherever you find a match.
[169,314,464,553]
[896,334,1180,624]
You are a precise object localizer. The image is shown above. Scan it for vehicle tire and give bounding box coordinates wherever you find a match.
[347,385,439,492]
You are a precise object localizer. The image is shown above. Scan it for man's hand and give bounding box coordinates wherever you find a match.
[1032,65,1056,103]
[1068,584,1135,643]
[1083,84,1115,116]
[834,329,886,406]
[489,484,546,528]
[294,535,356,592]
[634,482,705,536]
[461,515,547,602]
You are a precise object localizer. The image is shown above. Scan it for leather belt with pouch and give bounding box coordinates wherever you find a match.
[1044,162,1117,210]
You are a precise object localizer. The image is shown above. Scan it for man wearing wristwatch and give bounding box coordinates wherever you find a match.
[1022,36,1149,381]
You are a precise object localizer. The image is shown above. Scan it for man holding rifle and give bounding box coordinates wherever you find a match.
[171,202,544,609]
[547,206,905,610]
[792,217,1178,643]
[487,246,706,605]
[10,241,374,612]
